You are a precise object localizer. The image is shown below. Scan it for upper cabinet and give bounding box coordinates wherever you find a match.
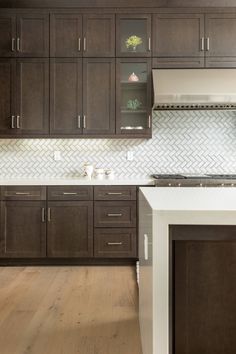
[205,14,236,57]
[0,13,49,57]
[153,14,205,58]
[50,14,115,57]
[153,13,236,68]
[116,14,152,57]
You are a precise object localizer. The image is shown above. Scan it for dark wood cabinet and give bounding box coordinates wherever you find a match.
[50,13,115,58]
[16,58,49,135]
[0,201,46,258]
[205,14,236,58]
[116,14,151,57]
[83,14,115,57]
[152,57,205,68]
[50,58,82,135]
[50,14,82,57]
[94,228,137,258]
[47,201,93,258]
[0,13,49,57]
[16,14,49,57]
[0,59,17,135]
[0,15,16,57]
[153,14,205,58]
[94,201,136,228]
[83,58,115,135]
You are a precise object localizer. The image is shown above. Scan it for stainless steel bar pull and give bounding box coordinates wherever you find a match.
[11,38,15,52]
[78,38,81,52]
[48,208,51,222]
[107,242,123,246]
[201,37,204,51]
[11,116,15,129]
[63,192,77,195]
[107,192,123,195]
[16,38,20,52]
[107,213,122,217]
[206,37,210,51]
[83,37,86,51]
[41,208,45,222]
[15,192,30,195]
[77,115,81,129]
[148,115,151,129]
[16,115,20,129]
[148,37,151,51]
[83,115,86,129]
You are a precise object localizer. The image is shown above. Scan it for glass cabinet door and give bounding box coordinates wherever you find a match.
[116,58,151,136]
[116,15,151,57]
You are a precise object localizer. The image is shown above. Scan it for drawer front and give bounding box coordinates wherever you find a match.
[47,186,93,200]
[94,186,136,201]
[2,186,46,200]
[94,201,136,228]
[94,228,137,258]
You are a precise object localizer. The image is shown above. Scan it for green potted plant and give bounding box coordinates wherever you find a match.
[127,99,142,110]
[125,35,143,51]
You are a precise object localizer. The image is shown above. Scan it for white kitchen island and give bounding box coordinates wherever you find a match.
[139,187,236,354]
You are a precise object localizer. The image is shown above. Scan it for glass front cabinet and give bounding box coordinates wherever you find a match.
[116,58,152,136]
[116,15,152,57]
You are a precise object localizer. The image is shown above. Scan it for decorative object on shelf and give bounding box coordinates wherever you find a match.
[94,168,105,180]
[83,162,94,179]
[128,72,139,82]
[127,99,142,111]
[105,169,115,180]
[125,35,142,51]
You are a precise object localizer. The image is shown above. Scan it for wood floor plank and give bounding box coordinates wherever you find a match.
[0,266,142,354]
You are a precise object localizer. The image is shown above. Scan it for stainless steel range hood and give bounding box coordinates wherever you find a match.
[153,69,236,110]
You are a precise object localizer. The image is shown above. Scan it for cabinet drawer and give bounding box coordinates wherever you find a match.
[47,186,93,200]
[94,228,137,258]
[94,201,136,228]
[94,186,136,201]
[2,186,46,200]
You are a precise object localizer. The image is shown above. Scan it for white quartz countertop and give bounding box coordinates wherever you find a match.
[140,187,236,211]
[0,177,154,186]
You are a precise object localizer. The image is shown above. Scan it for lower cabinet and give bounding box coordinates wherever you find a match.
[47,201,93,258]
[0,201,46,258]
[94,228,136,258]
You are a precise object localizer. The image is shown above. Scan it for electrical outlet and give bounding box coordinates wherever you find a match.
[126,151,134,161]
[54,151,62,161]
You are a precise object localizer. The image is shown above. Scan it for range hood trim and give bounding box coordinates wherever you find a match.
[153,69,236,110]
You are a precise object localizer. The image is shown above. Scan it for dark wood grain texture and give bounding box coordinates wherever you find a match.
[0,200,46,258]
[50,58,82,135]
[47,186,93,200]
[2,186,46,200]
[94,186,137,200]
[152,57,205,68]
[0,14,16,57]
[47,201,93,258]
[83,58,115,135]
[94,201,136,228]
[94,228,137,258]
[170,225,236,354]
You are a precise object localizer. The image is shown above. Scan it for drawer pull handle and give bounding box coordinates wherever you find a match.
[63,192,78,195]
[48,208,51,222]
[107,213,122,217]
[41,208,45,223]
[15,192,31,195]
[107,192,123,195]
[107,242,123,246]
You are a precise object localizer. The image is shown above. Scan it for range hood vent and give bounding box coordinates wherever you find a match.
[153,69,236,110]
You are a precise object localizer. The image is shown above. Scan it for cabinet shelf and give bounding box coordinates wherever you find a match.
[121,109,147,114]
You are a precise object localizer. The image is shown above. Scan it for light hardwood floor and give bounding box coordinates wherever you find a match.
[0,266,142,354]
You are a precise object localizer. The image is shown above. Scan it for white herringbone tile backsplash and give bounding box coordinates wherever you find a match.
[1,110,236,178]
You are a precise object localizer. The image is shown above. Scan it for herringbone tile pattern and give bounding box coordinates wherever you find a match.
[0,110,236,178]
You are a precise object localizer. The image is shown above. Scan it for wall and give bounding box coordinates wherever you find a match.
[0,110,236,178]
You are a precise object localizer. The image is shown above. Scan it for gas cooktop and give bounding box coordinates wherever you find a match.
[152,174,236,180]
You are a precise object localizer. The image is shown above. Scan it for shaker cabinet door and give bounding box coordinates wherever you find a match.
[83,14,115,57]
[50,14,82,57]
[16,58,49,135]
[152,14,205,58]
[83,58,115,135]
[0,15,16,57]
[16,14,49,57]
[47,201,93,258]
[50,58,82,135]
